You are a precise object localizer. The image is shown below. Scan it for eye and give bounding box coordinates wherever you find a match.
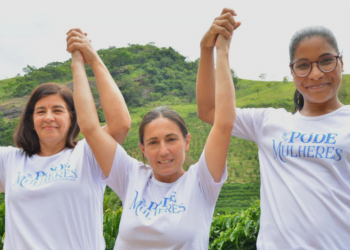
[168,137,178,142]
[319,56,335,65]
[148,141,158,145]
[295,61,310,70]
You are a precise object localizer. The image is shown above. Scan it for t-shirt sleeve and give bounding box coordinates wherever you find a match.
[0,146,16,193]
[232,108,271,142]
[101,143,137,202]
[195,149,227,206]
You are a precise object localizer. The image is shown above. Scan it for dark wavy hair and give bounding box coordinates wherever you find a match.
[289,26,340,112]
[13,83,80,156]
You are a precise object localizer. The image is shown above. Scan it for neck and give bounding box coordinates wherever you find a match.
[38,140,67,156]
[300,97,343,116]
[153,169,186,183]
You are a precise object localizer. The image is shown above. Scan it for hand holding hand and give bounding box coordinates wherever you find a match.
[215,34,231,53]
[66,28,100,67]
[200,8,241,49]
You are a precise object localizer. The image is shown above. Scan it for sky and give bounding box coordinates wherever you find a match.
[1,0,349,81]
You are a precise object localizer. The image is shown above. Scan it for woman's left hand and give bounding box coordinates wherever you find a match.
[66,28,100,67]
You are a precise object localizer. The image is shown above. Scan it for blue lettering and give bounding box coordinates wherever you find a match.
[178,204,186,212]
[298,146,307,157]
[307,146,315,157]
[70,170,78,178]
[281,145,289,157]
[272,140,285,162]
[148,201,160,211]
[170,192,177,202]
[315,146,325,158]
[334,148,342,161]
[325,133,337,144]
[325,147,334,159]
[300,133,313,143]
[35,171,47,180]
[289,132,301,143]
[313,134,326,143]
[172,204,178,213]
[290,146,298,157]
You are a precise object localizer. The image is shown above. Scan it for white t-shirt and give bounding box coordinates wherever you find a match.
[103,144,227,250]
[0,139,106,250]
[232,106,350,250]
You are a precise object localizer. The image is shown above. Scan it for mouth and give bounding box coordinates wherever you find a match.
[43,126,58,130]
[306,83,329,90]
[158,159,174,164]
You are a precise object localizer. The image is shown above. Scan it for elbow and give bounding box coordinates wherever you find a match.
[214,115,235,136]
[111,122,131,144]
[197,108,214,125]
[79,123,99,138]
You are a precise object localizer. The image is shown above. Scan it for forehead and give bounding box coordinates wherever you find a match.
[143,117,182,138]
[294,36,337,61]
[34,94,67,108]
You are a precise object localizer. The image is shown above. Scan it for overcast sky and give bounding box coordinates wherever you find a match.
[1,0,349,81]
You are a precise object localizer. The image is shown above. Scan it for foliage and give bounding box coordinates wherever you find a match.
[0,113,17,146]
[103,207,123,250]
[209,200,260,250]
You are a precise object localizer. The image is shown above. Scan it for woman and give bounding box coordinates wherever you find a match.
[69,29,235,249]
[196,8,350,249]
[0,29,130,249]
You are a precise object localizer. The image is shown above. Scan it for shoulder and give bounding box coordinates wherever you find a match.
[236,107,289,118]
[0,146,24,158]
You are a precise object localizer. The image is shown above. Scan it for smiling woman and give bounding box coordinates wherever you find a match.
[196,8,350,250]
[0,28,131,249]
[71,20,235,249]
[14,83,78,156]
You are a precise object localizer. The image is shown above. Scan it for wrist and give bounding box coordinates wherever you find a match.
[71,61,85,70]
[216,49,229,57]
[89,57,104,71]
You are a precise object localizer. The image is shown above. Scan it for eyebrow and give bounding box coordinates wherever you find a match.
[145,133,179,142]
[34,105,66,110]
[297,52,335,61]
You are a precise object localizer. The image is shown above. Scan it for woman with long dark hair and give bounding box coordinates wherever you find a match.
[0,29,130,249]
[196,8,350,249]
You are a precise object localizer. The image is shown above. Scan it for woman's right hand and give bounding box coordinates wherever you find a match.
[66,28,100,68]
[200,8,241,49]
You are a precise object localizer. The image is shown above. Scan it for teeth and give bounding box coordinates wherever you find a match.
[160,160,171,164]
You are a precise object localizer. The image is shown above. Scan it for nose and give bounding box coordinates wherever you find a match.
[159,141,169,156]
[44,110,55,122]
[308,62,324,80]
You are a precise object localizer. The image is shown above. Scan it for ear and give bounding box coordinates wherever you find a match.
[138,142,146,157]
[185,133,191,151]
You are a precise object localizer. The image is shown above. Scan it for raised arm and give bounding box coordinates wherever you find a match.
[196,8,240,125]
[203,33,236,182]
[66,29,131,144]
[69,42,118,177]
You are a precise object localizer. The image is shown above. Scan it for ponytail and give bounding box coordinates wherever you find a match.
[293,89,304,113]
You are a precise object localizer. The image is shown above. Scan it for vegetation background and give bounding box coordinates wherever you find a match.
[0,44,349,249]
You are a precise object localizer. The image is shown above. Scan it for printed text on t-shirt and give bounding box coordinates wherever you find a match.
[272,132,343,162]
[13,162,78,187]
[129,191,186,220]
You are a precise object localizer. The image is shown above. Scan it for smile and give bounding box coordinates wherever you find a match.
[158,159,173,164]
[43,126,58,130]
[306,83,329,90]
